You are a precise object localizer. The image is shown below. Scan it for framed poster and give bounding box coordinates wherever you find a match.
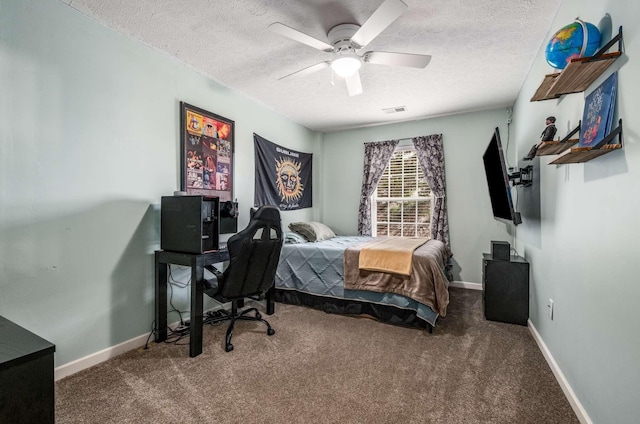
[180,102,234,202]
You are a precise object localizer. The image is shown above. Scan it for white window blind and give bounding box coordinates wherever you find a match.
[372,148,431,237]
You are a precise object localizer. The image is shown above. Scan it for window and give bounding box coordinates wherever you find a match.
[372,148,431,237]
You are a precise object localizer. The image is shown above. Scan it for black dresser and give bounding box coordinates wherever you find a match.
[0,315,56,423]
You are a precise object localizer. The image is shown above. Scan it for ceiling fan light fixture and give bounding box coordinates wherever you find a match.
[331,54,362,78]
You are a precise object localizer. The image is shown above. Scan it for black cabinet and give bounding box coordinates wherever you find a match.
[0,316,55,424]
[482,253,529,326]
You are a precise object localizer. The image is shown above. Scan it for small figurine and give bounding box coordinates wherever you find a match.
[540,116,557,141]
[523,116,558,161]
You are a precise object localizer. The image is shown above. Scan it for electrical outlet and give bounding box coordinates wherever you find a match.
[547,299,554,320]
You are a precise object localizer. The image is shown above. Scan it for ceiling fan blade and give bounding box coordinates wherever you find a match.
[269,22,334,52]
[345,71,363,96]
[278,61,330,80]
[350,0,408,48]
[364,51,432,68]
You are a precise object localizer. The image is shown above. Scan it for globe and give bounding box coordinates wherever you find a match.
[545,21,601,69]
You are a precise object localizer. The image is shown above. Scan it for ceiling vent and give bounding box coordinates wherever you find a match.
[383,106,407,114]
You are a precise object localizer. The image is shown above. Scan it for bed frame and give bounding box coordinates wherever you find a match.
[274,236,450,332]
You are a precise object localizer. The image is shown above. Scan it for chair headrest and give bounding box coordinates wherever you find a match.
[252,205,281,224]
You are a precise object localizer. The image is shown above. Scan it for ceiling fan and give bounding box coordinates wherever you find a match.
[269,0,431,96]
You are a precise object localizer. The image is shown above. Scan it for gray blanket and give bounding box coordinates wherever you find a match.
[344,238,450,317]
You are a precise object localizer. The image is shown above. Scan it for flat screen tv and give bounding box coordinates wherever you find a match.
[482,127,521,225]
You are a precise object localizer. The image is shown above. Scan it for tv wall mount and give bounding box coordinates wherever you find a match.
[508,166,533,187]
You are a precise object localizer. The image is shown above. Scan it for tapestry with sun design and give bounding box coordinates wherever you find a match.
[254,133,312,210]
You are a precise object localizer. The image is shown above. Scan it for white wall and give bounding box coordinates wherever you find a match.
[321,109,515,284]
[0,0,320,366]
[511,1,640,422]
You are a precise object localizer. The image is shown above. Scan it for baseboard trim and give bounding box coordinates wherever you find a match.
[449,281,482,290]
[55,332,150,381]
[528,320,592,424]
[54,305,228,381]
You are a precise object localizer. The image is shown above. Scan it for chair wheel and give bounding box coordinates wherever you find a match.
[267,328,275,336]
[225,343,234,352]
[255,312,262,319]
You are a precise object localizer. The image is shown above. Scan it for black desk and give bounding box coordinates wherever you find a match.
[155,250,275,357]
[0,316,55,424]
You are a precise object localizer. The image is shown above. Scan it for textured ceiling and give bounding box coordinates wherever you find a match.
[61,0,561,132]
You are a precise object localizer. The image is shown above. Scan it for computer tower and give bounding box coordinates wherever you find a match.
[161,195,220,253]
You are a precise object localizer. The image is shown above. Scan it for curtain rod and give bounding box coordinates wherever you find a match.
[364,137,414,144]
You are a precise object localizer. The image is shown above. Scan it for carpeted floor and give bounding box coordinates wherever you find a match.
[55,288,578,423]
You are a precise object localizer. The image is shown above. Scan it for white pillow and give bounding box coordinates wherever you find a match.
[288,222,336,242]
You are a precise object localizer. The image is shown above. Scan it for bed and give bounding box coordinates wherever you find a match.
[274,235,451,331]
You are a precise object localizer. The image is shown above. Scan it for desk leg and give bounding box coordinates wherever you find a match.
[190,259,204,357]
[266,285,275,315]
[155,255,168,343]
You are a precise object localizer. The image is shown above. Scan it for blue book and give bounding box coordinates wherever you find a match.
[579,72,617,148]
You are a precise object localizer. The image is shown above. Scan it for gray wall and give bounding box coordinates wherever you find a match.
[510,1,639,422]
[3,0,639,422]
[320,109,515,284]
[0,0,320,366]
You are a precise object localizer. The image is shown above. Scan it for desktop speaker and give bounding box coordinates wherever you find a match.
[491,241,511,261]
[161,195,220,253]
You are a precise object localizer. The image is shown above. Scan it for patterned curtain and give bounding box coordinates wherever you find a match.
[357,140,399,236]
[413,134,453,279]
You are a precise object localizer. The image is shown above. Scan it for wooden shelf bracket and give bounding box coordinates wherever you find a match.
[593,118,623,150]
[550,119,623,164]
[586,26,624,65]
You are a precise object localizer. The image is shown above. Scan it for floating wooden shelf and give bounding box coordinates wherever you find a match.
[550,119,623,165]
[537,139,579,155]
[531,27,623,102]
[545,52,622,97]
[530,73,561,101]
[537,121,581,156]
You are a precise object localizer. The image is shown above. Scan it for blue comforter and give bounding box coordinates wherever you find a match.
[275,236,441,326]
